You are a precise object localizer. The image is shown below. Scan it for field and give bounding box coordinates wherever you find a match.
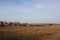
[0,24,60,40]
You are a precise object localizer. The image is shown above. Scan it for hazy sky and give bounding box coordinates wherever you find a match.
[0,0,60,23]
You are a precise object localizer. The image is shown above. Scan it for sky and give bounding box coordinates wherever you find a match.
[0,0,60,23]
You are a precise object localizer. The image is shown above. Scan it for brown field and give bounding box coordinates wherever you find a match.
[0,22,60,40]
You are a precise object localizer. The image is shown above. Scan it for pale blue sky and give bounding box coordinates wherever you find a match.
[0,0,60,23]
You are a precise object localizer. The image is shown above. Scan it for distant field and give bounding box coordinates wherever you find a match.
[0,24,60,40]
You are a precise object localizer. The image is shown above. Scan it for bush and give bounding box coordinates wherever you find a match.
[49,24,53,26]
[8,22,13,26]
[22,23,29,27]
[0,21,5,26]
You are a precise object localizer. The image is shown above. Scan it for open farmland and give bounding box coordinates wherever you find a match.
[0,24,60,40]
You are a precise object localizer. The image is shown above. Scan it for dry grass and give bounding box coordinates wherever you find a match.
[0,24,60,40]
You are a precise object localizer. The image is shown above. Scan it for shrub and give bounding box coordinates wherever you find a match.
[22,23,29,27]
[49,24,53,26]
[0,21,5,26]
[8,22,13,26]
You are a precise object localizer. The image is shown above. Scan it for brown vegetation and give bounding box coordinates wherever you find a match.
[0,21,54,27]
[0,21,60,40]
[0,24,60,40]
[0,21,5,26]
[49,24,53,26]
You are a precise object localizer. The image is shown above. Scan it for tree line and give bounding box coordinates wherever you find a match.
[0,21,53,27]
